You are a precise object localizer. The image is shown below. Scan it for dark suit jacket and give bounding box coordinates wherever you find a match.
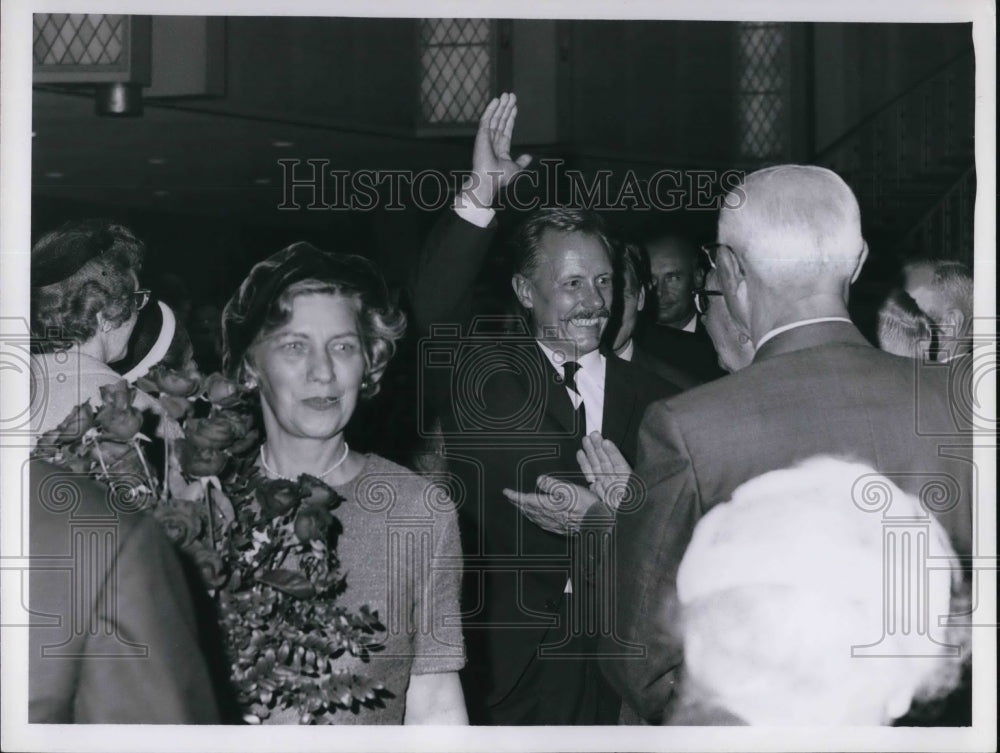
[599,320,974,722]
[28,460,220,723]
[410,210,680,709]
[635,318,727,384]
[630,344,702,391]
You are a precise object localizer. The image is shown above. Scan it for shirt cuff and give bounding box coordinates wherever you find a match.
[452,203,496,229]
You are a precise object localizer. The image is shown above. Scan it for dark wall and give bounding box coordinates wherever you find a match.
[813,22,973,152]
[220,17,418,131]
[568,21,738,165]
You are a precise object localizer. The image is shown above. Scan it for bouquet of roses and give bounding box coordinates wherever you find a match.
[33,362,388,723]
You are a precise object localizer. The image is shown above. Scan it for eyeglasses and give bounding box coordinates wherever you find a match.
[133,288,151,311]
[693,288,723,315]
[699,242,732,270]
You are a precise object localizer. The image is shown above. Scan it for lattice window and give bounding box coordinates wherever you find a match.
[419,19,494,126]
[737,22,789,160]
[34,14,125,67]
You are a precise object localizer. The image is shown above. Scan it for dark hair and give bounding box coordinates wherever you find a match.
[222,242,406,398]
[113,300,193,380]
[509,208,615,277]
[31,220,145,351]
[620,240,653,292]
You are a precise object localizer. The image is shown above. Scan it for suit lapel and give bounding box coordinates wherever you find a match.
[539,349,578,436]
[602,356,638,449]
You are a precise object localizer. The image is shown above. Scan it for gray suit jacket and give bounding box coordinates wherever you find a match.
[599,320,973,722]
[29,460,221,723]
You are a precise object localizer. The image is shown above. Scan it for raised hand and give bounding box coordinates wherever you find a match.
[502,474,602,534]
[577,432,634,512]
[459,92,533,210]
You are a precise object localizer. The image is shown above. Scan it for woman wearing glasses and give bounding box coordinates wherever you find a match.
[30,219,157,441]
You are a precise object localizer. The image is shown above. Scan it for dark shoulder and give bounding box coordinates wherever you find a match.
[608,353,685,403]
[29,460,148,552]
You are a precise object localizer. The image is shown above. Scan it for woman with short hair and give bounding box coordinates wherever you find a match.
[30,219,156,441]
[221,242,468,724]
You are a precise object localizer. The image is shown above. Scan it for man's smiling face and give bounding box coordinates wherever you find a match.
[514,229,613,356]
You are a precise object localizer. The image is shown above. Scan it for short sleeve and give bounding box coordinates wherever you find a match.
[410,480,466,675]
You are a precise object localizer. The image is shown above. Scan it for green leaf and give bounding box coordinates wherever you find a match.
[257,569,316,599]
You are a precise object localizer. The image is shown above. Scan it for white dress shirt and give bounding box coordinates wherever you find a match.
[755,317,853,350]
[536,341,606,436]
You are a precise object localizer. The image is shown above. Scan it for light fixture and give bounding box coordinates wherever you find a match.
[253,178,272,185]
[44,171,64,179]
[271,140,294,148]
[148,157,167,165]
[95,82,144,117]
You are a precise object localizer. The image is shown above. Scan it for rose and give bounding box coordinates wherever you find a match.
[257,479,301,518]
[155,500,205,548]
[59,452,93,474]
[201,373,243,408]
[146,363,201,397]
[176,438,227,477]
[39,401,96,445]
[95,381,144,441]
[228,428,260,457]
[293,503,334,544]
[91,439,145,477]
[189,543,227,589]
[159,394,194,421]
[298,474,341,510]
[184,415,246,451]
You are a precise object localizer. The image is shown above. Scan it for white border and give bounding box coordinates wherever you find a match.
[2,1,995,752]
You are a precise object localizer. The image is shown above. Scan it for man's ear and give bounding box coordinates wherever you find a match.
[850,241,869,285]
[637,286,646,312]
[512,274,533,310]
[718,243,745,285]
[718,247,751,331]
[693,266,706,289]
[942,308,967,339]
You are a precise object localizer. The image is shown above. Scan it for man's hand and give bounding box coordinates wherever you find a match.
[457,92,533,211]
[502,474,602,535]
[577,432,635,512]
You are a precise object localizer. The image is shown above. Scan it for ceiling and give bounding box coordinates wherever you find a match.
[30,87,471,228]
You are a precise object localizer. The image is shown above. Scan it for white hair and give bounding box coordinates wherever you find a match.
[677,455,969,725]
[719,165,865,288]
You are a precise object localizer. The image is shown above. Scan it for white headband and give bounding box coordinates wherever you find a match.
[122,300,176,383]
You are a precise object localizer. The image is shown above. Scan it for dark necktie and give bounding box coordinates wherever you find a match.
[563,361,586,438]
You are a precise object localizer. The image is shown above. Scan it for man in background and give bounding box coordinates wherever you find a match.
[902,260,974,363]
[636,233,725,382]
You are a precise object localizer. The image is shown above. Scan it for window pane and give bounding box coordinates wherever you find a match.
[420,19,493,126]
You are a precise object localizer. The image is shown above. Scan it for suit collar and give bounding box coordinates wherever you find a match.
[753,320,870,363]
[602,355,638,448]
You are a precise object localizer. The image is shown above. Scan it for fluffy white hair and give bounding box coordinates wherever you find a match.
[677,455,969,725]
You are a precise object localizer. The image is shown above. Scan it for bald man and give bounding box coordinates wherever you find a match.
[635,234,726,383]
[598,165,974,722]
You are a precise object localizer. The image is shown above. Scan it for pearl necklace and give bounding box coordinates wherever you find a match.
[259,442,350,481]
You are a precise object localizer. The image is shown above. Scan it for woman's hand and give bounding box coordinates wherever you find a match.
[403,671,468,724]
[576,432,634,512]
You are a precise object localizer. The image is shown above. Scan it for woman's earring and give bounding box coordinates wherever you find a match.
[244,377,257,390]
